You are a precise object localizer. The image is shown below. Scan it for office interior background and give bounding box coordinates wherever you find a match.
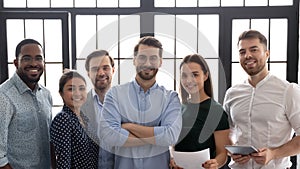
[0,0,299,168]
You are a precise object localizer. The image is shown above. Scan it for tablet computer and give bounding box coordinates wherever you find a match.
[225,145,258,155]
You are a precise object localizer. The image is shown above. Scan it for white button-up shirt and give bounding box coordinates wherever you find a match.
[223,73,300,169]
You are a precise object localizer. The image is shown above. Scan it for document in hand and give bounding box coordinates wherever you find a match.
[171,148,210,169]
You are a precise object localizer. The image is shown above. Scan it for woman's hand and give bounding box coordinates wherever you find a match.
[202,159,219,169]
[169,158,183,169]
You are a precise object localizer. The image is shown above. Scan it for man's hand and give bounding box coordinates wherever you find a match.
[251,148,274,165]
[231,154,251,164]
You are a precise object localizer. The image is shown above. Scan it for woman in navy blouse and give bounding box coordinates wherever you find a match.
[50,71,99,169]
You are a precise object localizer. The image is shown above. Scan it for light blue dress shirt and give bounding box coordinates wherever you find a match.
[92,89,114,169]
[100,80,182,169]
[0,73,52,169]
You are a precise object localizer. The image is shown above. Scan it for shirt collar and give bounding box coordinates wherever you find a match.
[133,79,158,93]
[12,72,41,94]
[245,72,271,88]
[91,88,103,106]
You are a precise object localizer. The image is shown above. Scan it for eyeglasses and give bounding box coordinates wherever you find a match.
[20,56,44,63]
[136,55,159,64]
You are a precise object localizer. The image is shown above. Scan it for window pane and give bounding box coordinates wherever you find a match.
[198,0,220,7]
[45,64,63,105]
[157,59,175,90]
[156,35,175,59]
[269,0,293,6]
[51,0,73,7]
[119,15,140,58]
[155,15,175,58]
[206,58,219,101]
[176,0,197,7]
[120,36,139,59]
[176,42,195,59]
[8,64,15,78]
[221,0,243,6]
[245,0,267,6]
[76,15,96,59]
[270,19,287,61]
[232,19,250,61]
[97,0,118,7]
[52,106,63,119]
[119,0,140,7]
[155,0,175,7]
[75,0,96,7]
[176,15,197,58]
[25,19,44,45]
[44,20,62,62]
[39,70,46,86]
[76,59,94,90]
[97,15,119,57]
[175,58,182,93]
[269,63,286,80]
[6,19,25,62]
[231,63,248,86]
[27,0,49,8]
[250,19,269,43]
[119,59,135,84]
[198,15,219,58]
[4,0,26,7]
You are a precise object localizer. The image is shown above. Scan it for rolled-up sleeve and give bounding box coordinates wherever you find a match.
[153,92,182,146]
[99,89,130,147]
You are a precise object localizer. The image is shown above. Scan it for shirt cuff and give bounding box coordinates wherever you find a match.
[0,157,8,167]
[153,126,162,144]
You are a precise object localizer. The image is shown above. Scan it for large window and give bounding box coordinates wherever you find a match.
[231,18,288,85]
[0,0,299,168]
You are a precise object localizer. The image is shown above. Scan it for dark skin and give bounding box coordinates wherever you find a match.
[0,164,12,169]
[1,44,48,169]
[14,43,44,90]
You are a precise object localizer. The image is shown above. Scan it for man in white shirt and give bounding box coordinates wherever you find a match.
[223,30,300,169]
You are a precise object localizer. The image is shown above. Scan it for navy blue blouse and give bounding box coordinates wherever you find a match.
[50,105,99,169]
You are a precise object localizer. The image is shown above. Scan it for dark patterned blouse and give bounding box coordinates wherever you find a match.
[50,105,99,169]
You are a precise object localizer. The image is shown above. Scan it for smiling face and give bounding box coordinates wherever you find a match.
[14,43,44,88]
[60,77,87,110]
[180,62,208,96]
[134,44,162,81]
[238,38,269,77]
[88,55,115,92]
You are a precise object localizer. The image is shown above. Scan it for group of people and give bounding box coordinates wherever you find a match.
[0,30,300,169]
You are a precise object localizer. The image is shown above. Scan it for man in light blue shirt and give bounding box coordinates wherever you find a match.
[100,36,182,169]
[0,39,52,169]
[81,50,115,169]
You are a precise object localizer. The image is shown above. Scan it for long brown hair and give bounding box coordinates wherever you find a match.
[179,54,213,104]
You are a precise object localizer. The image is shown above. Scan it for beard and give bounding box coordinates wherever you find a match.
[136,66,159,80]
[94,75,111,91]
[17,68,42,84]
[243,62,266,76]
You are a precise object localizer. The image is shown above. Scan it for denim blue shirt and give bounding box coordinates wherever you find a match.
[100,80,182,169]
[0,73,52,169]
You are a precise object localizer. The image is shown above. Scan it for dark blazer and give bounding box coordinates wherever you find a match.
[81,90,100,144]
[81,90,115,169]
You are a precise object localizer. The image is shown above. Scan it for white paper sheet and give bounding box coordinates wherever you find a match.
[171,148,210,169]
